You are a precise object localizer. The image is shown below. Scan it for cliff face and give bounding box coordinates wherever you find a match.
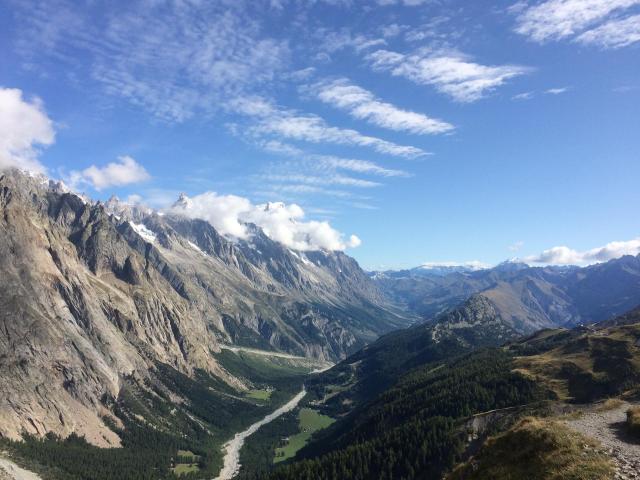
[0,170,404,445]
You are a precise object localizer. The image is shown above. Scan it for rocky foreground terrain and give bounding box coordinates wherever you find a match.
[567,402,640,480]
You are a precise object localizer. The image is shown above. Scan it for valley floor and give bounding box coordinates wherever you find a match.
[215,387,308,480]
[566,402,640,480]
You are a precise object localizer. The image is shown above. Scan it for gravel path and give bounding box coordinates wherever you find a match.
[213,387,307,480]
[566,402,640,480]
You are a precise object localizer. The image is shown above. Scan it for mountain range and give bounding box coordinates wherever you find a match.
[371,256,640,333]
[2,168,640,480]
[0,169,406,446]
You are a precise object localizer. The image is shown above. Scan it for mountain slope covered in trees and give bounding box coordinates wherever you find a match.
[260,305,640,480]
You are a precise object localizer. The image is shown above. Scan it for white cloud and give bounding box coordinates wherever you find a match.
[514,0,640,44]
[576,14,640,48]
[232,96,427,158]
[509,241,525,252]
[0,87,55,174]
[258,140,408,177]
[545,87,570,94]
[524,237,640,265]
[12,1,290,122]
[512,91,534,100]
[289,67,316,82]
[69,156,150,191]
[419,260,490,270]
[367,49,531,102]
[311,78,454,134]
[377,0,431,5]
[381,24,407,37]
[169,192,361,251]
[262,173,381,188]
[316,29,387,54]
[317,155,409,177]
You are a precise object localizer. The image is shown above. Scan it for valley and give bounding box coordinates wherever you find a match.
[1,170,640,480]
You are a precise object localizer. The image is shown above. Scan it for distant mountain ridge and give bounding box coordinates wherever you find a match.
[371,256,640,334]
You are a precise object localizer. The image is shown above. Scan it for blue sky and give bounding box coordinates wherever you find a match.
[1,0,639,270]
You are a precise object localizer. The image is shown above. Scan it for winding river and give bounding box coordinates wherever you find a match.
[213,387,308,480]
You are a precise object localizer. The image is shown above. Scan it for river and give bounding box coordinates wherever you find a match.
[213,387,308,480]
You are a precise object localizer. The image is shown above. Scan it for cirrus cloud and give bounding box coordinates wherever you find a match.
[366,49,531,103]
[310,78,454,135]
[576,14,640,48]
[231,96,427,158]
[513,0,640,49]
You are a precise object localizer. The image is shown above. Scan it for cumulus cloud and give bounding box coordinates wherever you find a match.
[0,87,55,174]
[513,0,640,47]
[232,96,427,158]
[311,78,454,135]
[69,156,151,191]
[169,192,361,251]
[367,49,530,102]
[524,237,640,265]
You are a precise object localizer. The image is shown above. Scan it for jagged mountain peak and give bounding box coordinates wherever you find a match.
[172,192,192,209]
[493,258,530,272]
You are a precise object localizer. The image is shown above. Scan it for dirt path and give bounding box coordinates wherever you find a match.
[0,456,42,480]
[566,402,640,480]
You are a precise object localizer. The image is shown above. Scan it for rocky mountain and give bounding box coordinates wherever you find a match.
[0,169,406,445]
[372,257,640,334]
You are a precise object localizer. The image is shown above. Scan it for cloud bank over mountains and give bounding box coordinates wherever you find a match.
[525,238,640,266]
[0,86,360,252]
[169,192,361,251]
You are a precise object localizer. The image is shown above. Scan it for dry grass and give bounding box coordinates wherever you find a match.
[596,398,625,412]
[627,406,640,437]
[448,417,614,480]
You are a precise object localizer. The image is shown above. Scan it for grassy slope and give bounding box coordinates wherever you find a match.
[274,408,334,463]
[448,417,614,480]
[510,323,640,402]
